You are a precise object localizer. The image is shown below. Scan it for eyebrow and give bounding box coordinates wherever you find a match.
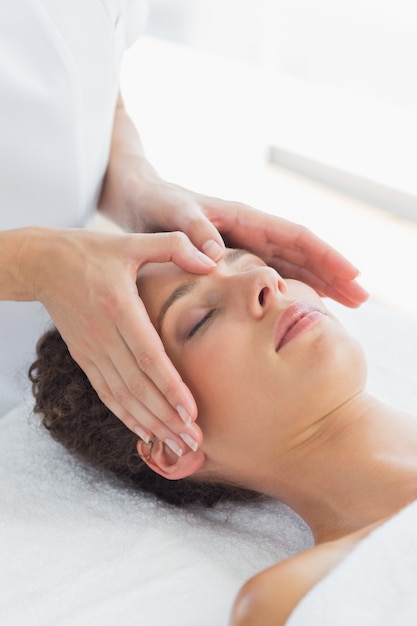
[157,248,248,330]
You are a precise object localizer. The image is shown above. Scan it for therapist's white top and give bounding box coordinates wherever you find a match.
[0,0,147,414]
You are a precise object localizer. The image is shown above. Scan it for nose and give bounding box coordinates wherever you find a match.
[230,265,287,318]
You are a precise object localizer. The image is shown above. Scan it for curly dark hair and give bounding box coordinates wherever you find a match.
[29,327,261,507]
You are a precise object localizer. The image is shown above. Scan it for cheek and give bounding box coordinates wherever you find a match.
[285,319,368,417]
[172,327,266,440]
[169,317,367,450]
[199,321,365,434]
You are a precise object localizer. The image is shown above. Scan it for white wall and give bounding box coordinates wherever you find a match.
[146,0,417,220]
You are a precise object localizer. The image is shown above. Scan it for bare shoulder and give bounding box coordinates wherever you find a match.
[230,524,380,626]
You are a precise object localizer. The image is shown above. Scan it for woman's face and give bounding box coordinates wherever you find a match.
[138,250,366,489]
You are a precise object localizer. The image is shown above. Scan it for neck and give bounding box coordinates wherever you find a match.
[262,392,417,543]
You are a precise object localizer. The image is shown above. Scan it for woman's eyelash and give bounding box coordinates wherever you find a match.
[186,310,215,340]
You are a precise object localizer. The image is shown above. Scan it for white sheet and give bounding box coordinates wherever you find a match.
[0,297,416,625]
[287,500,417,626]
[0,405,311,626]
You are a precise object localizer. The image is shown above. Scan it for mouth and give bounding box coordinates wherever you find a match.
[274,301,325,352]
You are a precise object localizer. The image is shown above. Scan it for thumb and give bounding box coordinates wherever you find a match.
[128,231,220,274]
[184,212,225,263]
[166,199,225,262]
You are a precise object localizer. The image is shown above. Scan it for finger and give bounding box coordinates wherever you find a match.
[172,202,226,262]
[265,249,341,288]
[141,189,226,262]
[115,292,201,420]
[126,231,218,274]
[107,323,197,429]
[261,225,360,282]
[323,276,369,308]
[270,255,369,307]
[290,226,360,280]
[208,203,361,281]
[254,229,368,306]
[98,278,202,427]
[85,359,203,454]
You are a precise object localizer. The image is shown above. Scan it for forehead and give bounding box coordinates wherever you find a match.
[138,248,254,289]
[138,261,184,285]
[137,262,189,323]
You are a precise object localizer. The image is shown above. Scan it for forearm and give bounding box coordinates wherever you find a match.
[98,94,160,231]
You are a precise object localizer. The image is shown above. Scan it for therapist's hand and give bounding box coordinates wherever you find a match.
[199,194,369,308]
[26,227,214,455]
[120,179,368,308]
[99,95,367,307]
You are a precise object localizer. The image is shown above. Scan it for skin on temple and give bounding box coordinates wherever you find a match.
[135,249,417,625]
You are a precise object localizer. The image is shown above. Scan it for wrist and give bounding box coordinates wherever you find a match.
[99,154,161,231]
[0,226,52,302]
[19,226,59,302]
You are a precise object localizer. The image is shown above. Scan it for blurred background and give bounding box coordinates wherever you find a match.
[121,0,417,315]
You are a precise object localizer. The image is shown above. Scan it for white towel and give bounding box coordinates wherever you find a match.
[0,404,311,626]
[0,297,416,625]
[287,501,417,626]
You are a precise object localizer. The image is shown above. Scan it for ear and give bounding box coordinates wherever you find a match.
[136,439,205,480]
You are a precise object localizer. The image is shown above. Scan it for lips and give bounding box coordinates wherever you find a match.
[274,302,325,352]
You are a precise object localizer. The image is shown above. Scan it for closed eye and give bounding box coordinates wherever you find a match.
[186,309,215,340]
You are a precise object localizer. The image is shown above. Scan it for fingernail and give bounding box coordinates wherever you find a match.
[134,425,150,443]
[202,239,224,262]
[177,405,192,426]
[165,438,183,457]
[180,433,199,452]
